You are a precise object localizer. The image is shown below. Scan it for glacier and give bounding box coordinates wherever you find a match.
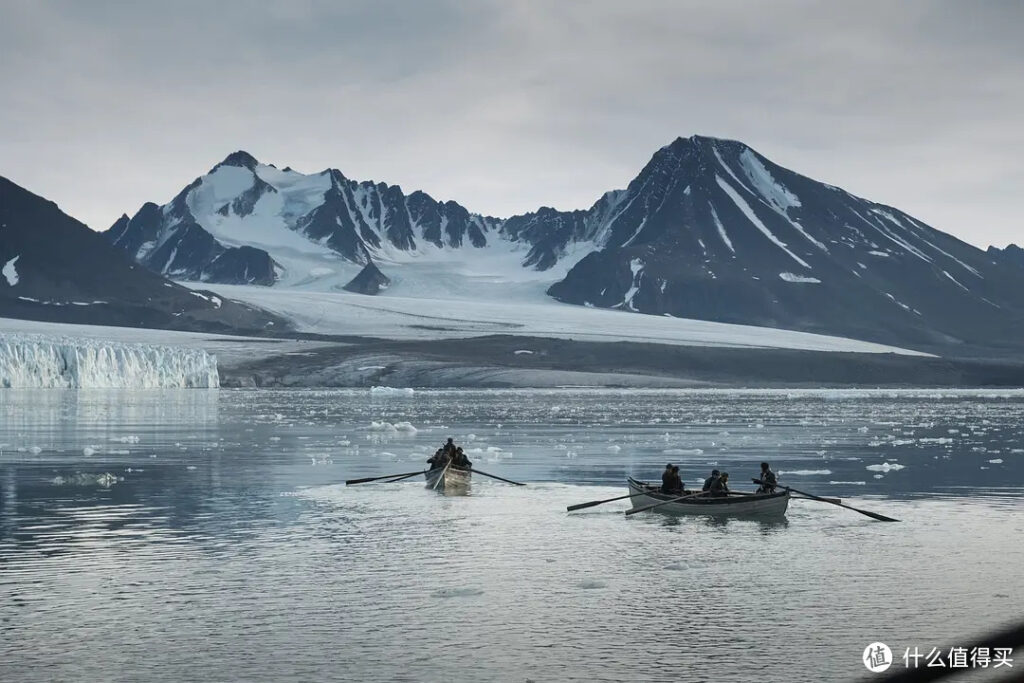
[0,333,219,388]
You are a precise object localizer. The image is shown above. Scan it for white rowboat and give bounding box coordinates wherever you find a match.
[627,477,789,518]
[425,466,472,493]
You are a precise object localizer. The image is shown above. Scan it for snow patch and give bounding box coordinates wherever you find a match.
[2,256,19,286]
[779,272,821,284]
[716,176,811,269]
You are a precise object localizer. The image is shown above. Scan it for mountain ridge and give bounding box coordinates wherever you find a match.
[102,136,1024,351]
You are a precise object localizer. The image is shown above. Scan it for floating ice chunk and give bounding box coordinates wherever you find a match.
[988,459,1004,464]
[111,435,141,443]
[663,448,703,456]
[779,469,832,476]
[393,422,417,433]
[83,447,96,456]
[829,481,866,485]
[607,444,621,452]
[370,386,414,396]
[29,445,42,454]
[513,349,534,355]
[866,463,905,472]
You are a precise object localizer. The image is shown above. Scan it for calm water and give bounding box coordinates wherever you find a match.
[1,388,1022,682]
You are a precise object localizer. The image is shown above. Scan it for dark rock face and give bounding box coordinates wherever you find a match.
[342,261,391,295]
[0,176,284,333]
[988,244,1024,270]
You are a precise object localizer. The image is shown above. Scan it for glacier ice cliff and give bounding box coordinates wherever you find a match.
[0,334,219,388]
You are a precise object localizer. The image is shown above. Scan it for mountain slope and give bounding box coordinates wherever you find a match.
[0,176,283,333]
[548,136,1024,349]
[106,138,1024,351]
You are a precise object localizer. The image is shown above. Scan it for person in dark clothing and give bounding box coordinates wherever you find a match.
[757,462,778,493]
[709,472,730,497]
[442,438,456,457]
[670,465,684,495]
[661,463,675,493]
[702,469,721,492]
[452,447,472,469]
[427,448,447,470]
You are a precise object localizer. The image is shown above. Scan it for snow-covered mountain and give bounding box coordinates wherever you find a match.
[0,175,282,333]
[105,137,1024,350]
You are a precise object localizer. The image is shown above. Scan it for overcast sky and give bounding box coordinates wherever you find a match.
[2,0,1022,248]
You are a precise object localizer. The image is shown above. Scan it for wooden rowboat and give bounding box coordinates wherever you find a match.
[425,466,471,493]
[627,477,789,518]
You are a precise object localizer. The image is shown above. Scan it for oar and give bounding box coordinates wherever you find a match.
[754,479,898,522]
[431,460,452,491]
[469,467,525,486]
[730,489,841,505]
[384,470,428,484]
[346,470,425,485]
[567,491,650,512]
[625,490,709,516]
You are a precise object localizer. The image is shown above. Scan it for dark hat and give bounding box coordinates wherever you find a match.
[711,469,720,476]
[665,463,673,468]
[446,437,454,443]
[760,462,770,469]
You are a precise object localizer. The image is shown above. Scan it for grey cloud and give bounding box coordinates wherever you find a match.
[0,0,1021,248]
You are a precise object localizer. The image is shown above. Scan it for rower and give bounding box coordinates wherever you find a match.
[670,465,684,495]
[452,447,472,469]
[661,463,674,493]
[442,437,456,457]
[427,448,447,470]
[756,462,778,493]
[709,472,730,497]
[702,469,721,492]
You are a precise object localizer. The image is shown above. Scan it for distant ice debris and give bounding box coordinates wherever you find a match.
[0,333,218,388]
[663,448,703,456]
[367,420,418,433]
[988,459,1004,464]
[607,444,621,452]
[866,463,906,472]
[370,386,415,396]
[51,472,121,487]
[780,469,832,476]
[513,349,534,355]
[829,481,866,485]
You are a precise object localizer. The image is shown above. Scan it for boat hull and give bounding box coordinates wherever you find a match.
[425,467,472,493]
[627,478,789,518]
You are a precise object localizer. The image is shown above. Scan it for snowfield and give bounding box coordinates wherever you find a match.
[197,267,931,356]
[0,333,219,388]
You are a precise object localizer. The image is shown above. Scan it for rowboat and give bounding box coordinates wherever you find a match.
[627,477,789,518]
[425,466,472,493]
